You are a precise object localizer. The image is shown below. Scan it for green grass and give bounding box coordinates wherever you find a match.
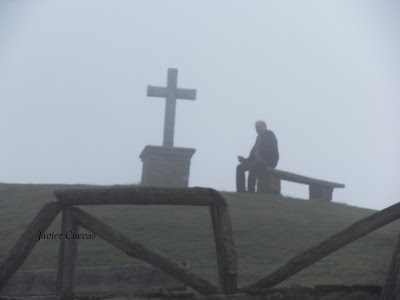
[0,183,398,288]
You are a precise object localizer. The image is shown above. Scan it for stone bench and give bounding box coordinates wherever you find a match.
[257,169,345,201]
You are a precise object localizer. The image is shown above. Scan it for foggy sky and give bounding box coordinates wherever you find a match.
[1,1,399,210]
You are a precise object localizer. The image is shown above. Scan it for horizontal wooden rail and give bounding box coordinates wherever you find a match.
[55,187,226,206]
[72,207,219,295]
[243,201,400,291]
[0,202,62,287]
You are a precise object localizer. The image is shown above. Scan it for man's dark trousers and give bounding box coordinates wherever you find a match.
[236,161,267,192]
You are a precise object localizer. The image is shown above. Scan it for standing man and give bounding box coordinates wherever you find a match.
[236,120,279,192]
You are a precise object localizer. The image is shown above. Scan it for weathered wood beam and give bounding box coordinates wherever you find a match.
[0,202,62,287]
[72,207,219,295]
[56,206,79,300]
[55,187,226,206]
[209,205,237,294]
[380,229,400,300]
[209,206,224,292]
[209,189,237,294]
[243,201,400,291]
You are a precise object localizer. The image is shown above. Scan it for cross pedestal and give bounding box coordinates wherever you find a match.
[140,68,196,187]
[140,146,195,187]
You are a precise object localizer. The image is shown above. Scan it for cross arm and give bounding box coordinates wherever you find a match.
[175,88,197,100]
[147,86,168,98]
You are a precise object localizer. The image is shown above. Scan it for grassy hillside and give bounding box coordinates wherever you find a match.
[0,183,398,288]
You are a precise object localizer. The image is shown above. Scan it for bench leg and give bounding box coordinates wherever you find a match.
[257,173,281,195]
[309,184,333,201]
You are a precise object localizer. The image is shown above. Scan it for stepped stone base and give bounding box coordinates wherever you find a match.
[140,145,195,188]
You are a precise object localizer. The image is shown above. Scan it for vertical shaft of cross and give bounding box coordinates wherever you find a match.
[164,69,178,148]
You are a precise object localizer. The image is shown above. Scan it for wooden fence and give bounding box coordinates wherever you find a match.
[0,187,399,300]
[0,187,236,299]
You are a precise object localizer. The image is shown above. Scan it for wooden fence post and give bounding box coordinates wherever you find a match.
[56,206,78,300]
[380,229,400,300]
[209,190,237,294]
[209,205,224,293]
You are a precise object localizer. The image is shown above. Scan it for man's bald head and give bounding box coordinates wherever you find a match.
[255,120,267,134]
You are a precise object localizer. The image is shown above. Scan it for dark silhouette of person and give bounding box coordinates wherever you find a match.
[236,120,279,192]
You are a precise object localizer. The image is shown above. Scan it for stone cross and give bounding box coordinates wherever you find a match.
[147,68,196,148]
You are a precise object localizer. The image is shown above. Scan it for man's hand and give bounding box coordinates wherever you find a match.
[238,156,245,163]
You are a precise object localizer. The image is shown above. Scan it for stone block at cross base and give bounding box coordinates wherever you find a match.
[140,145,196,188]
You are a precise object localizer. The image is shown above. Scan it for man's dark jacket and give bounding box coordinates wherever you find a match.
[247,130,279,168]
